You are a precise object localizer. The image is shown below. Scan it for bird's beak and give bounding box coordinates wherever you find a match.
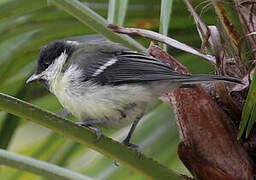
[26,72,45,84]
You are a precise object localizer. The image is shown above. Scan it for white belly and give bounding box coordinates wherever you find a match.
[51,76,155,128]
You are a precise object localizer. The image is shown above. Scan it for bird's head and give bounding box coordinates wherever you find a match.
[26,40,78,88]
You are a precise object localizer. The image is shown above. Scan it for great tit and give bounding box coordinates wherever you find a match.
[26,39,241,149]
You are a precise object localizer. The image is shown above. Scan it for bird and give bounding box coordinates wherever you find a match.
[26,39,242,150]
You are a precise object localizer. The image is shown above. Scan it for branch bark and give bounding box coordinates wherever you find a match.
[107,24,216,64]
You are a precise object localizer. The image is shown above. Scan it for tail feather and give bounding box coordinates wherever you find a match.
[180,74,243,85]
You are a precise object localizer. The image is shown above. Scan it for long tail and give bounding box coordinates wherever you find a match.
[180,74,243,85]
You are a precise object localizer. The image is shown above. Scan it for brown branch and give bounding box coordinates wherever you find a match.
[107,24,216,64]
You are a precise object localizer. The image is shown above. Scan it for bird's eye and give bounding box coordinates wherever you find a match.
[42,62,50,69]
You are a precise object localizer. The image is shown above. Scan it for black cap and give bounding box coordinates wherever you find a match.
[36,40,74,74]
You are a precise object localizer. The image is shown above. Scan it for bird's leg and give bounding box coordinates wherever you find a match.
[122,119,141,156]
[114,119,141,166]
[76,120,102,143]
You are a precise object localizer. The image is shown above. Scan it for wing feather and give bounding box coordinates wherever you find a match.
[84,51,191,85]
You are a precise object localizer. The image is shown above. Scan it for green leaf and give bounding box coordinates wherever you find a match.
[246,103,256,138]
[50,0,146,52]
[0,0,46,21]
[0,92,181,180]
[0,148,93,180]
[159,0,173,51]
[238,72,256,139]
[108,0,128,26]
[0,86,25,149]
[116,0,128,26]
[107,0,116,24]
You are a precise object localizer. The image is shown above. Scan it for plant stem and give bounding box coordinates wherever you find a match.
[0,92,181,180]
[0,148,93,180]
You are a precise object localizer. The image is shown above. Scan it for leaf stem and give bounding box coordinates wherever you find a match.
[0,92,181,180]
[0,148,93,180]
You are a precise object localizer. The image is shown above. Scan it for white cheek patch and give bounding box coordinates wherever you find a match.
[44,51,69,93]
[92,58,118,77]
[45,51,68,77]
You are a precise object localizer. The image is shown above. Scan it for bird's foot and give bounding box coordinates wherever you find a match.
[122,139,141,159]
[76,121,102,143]
[114,140,141,167]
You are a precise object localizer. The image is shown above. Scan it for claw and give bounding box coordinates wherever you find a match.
[122,140,141,159]
[76,122,102,143]
[113,141,141,167]
[87,126,102,143]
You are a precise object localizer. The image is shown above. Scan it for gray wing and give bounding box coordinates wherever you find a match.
[82,50,191,85]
